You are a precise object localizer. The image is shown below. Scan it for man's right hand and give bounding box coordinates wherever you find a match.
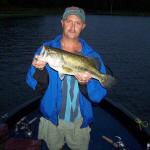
[32,55,47,70]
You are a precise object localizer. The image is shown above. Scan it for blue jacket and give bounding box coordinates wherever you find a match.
[26,35,107,128]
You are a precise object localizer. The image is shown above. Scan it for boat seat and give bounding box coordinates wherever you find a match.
[4,138,42,150]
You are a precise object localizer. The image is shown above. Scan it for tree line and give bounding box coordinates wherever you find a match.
[0,0,150,14]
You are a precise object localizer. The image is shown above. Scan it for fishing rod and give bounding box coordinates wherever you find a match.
[102,135,129,150]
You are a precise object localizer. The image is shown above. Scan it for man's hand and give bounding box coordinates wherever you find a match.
[32,55,47,70]
[75,72,92,84]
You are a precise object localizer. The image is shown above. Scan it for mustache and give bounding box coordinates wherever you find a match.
[68,29,76,33]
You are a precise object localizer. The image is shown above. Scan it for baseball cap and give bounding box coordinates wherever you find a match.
[62,6,85,23]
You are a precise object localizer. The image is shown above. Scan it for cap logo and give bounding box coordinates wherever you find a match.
[69,7,77,10]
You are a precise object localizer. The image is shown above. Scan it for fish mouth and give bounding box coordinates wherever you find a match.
[40,45,46,57]
[37,45,46,62]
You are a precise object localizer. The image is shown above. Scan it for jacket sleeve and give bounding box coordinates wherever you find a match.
[26,65,37,90]
[33,68,49,94]
[81,55,107,103]
[26,46,49,94]
[26,65,49,94]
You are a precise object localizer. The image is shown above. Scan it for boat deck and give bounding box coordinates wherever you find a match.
[10,105,143,150]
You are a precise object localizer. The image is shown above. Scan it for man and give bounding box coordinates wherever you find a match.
[26,6,107,150]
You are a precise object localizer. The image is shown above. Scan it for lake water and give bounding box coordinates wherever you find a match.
[0,15,150,123]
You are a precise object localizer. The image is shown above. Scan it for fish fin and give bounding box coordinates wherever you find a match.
[62,66,73,73]
[99,74,117,89]
[87,57,101,69]
[73,51,83,56]
[59,72,65,80]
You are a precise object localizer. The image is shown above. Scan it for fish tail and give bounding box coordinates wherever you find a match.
[98,74,117,89]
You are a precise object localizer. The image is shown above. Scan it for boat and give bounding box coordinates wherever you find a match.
[0,95,150,150]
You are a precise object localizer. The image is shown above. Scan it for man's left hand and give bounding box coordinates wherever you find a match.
[75,72,92,84]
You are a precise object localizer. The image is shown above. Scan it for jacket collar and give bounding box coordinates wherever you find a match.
[52,35,93,56]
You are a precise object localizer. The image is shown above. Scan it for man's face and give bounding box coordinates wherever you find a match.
[61,15,86,39]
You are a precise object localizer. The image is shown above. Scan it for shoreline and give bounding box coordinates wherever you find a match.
[0,9,150,17]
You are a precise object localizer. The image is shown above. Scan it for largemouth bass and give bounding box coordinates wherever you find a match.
[38,45,116,89]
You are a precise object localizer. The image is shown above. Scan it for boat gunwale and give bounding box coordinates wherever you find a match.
[0,95,149,149]
[99,97,150,148]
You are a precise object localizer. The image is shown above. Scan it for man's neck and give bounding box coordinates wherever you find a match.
[61,36,82,53]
